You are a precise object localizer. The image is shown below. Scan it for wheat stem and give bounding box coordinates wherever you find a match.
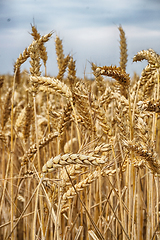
[10,68,17,240]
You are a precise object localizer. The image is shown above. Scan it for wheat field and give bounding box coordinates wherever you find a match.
[0,25,160,240]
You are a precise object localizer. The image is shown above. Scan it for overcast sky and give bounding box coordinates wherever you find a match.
[1,0,160,79]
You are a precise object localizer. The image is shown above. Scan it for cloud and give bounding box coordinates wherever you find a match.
[1,0,160,78]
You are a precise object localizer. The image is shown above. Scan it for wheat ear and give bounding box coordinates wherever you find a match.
[30,76,72,100]
[118,25,128,71]
[21,132,59,165]
[42,153,106,173]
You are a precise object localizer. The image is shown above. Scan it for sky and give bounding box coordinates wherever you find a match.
[1,0,160,79]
